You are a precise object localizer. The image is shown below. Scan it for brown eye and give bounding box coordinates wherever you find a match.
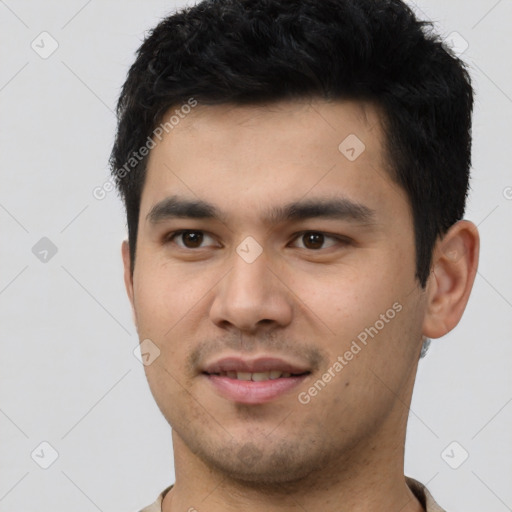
[165,230,221,252]
[291,231,345,251]
[302,232,325,249]
[180,231,204,248]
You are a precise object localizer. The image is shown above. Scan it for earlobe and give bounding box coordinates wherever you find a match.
[422,220,480,339]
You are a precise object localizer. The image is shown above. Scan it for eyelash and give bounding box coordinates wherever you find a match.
[165,230,218,249]
[164,230,350,250]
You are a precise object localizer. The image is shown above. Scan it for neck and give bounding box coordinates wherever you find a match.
[163,426,423,512]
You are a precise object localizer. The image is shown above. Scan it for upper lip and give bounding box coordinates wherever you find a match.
[202,356,310,375]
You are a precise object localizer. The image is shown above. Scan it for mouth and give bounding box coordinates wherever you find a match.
[202,357,311,404]
[206,370,308,381]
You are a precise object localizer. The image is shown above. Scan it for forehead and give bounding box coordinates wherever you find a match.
[141,98,402,221]
[156,98,386,157]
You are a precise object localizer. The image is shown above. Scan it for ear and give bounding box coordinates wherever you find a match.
[122,240,138,332]
[422,220,480,339]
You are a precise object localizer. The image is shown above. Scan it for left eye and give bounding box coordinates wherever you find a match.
[167,230,218,249]
[291,232,342,250]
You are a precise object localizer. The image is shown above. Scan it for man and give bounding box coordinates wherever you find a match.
[110,0,479,510]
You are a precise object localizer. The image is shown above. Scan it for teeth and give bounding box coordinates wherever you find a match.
[251,372,269,381]
[214,371,302,380]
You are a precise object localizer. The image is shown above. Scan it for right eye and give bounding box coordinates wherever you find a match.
[166,230,219,249]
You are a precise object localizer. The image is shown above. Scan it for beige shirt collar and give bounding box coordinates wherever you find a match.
[138,477,446,512]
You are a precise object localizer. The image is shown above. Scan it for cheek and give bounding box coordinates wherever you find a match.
[133,259,211,334]
[284,255,419,381]
[132,261,224,387]
[284,262,401,335]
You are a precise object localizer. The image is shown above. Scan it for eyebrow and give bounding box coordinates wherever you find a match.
[146,195,377,226]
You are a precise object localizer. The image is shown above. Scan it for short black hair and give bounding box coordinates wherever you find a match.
[110,0,474,287]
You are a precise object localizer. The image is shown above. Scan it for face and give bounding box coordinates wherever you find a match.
[124,99,429,485]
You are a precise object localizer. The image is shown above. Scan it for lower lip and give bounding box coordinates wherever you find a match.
[205,374,308,404]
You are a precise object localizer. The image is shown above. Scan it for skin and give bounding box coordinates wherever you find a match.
[122,99,479,512]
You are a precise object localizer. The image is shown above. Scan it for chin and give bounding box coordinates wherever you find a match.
[194,438,330,488]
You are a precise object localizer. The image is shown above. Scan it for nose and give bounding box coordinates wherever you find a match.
[209,249,293,334]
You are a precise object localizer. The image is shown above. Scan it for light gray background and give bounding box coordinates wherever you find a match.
[0,1,511,511]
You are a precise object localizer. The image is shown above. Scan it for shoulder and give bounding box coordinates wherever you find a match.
[406,476,447,512]
[136,485,173,512]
